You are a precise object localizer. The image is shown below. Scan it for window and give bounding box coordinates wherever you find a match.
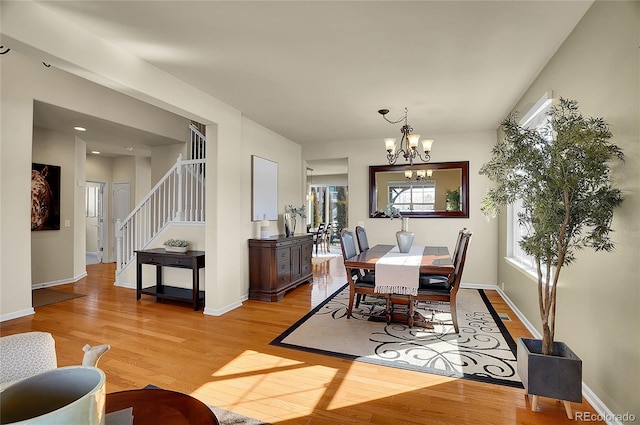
[86,185,99,218]
[507,93,552,273]
[388,180,436,212]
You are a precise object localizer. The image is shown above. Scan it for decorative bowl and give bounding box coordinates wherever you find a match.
[0,366,106,424]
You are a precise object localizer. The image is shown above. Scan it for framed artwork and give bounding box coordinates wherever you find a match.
[251,155,278,221]
[31,163,61,231]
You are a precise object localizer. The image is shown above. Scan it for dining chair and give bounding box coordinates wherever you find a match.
[355,226,371,253]
[419,227,467,283]
[313,223,327,255]
[323,223,333,252]
[354,226,375,305]
[339,229,388,320]
[409,230,472,332]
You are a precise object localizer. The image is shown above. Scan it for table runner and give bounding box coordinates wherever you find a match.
[374,245,423,295]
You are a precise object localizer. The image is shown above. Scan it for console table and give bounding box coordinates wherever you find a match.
[248,234,313,301]
[135,248,205,311]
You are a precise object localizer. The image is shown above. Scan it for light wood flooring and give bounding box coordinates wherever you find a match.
[2,252,603,424]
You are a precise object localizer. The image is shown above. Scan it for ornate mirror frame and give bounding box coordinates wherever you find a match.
[369,161,470,218]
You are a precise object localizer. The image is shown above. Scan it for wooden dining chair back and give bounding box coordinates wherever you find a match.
[355,226,370,253]
[411,230,472,333]
[324,223,333,251]
[314,222,327,255]
[419,227,467,283]
[339,229,379,318]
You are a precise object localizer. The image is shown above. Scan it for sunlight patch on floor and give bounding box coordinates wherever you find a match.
[192,350,458,422]
[193,350,336,419]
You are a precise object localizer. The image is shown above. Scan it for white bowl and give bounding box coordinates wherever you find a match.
[0,366,106,425]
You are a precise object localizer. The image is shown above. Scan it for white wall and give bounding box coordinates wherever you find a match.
[134,156,151,206]
[303,130,499,286]
[73,137,87,278]
[242,118,304,239]
[31,127,78,286]
[151,144,186,186]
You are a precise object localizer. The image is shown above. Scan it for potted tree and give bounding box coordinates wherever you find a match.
[479,98,624,417]
[445,189,461,212]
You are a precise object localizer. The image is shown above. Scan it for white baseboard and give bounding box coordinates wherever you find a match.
[0,307,35,322]
[115,281,135,289]
[203,299,244,316]
[472,284,621,425]
[31,272,87,290]
[115,280,248,316]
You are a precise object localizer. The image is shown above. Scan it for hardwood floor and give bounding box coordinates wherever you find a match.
[2,251,603,424]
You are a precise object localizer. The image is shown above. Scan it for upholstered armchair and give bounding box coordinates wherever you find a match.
[0,331,110,389]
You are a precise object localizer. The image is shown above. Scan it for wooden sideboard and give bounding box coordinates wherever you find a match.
[248,234,313,301]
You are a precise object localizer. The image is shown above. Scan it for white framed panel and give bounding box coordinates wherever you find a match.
[252,155,278,221]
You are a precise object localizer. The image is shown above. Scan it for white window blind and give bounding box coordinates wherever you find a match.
[507,92,552,274]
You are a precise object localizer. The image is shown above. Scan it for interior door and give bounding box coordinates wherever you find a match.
[86,181,107,264]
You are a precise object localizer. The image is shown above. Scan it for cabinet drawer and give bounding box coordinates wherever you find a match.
[301,243,313,257]
[277,260,290,274]
[165,257,193,268]
[277,272,291,286]
[276,248,290,262]
[137,254,165,265]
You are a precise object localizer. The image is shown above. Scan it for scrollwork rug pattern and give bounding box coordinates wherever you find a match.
[271,285,523,388]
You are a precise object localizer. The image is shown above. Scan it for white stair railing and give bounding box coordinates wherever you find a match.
[115,154,205,272]
[189,123,206,161]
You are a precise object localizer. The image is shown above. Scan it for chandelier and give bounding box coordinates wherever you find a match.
[404,169,432,182]
[378,107,434,165]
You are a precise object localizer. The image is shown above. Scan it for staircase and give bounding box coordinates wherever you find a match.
[115,124,206,273]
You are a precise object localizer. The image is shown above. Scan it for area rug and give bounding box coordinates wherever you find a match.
[32,288,85,308]
[143,385,270,424]
[271,285,523,388]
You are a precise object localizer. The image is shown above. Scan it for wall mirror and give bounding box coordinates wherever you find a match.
[369,161,469,218]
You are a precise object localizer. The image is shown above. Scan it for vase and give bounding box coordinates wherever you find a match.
[396,218,414,253]
[0,366,106,424]
[283,213,294,237]
[260,214,270,239]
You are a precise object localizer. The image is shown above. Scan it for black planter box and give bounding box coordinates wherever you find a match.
[517,337,582,403]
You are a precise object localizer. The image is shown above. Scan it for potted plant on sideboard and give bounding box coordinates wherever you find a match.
[163,239,190,253]
[479,98,624,418]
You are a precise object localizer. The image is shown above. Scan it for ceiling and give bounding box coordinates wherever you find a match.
[31,1,592,163]
[33,102,188,158]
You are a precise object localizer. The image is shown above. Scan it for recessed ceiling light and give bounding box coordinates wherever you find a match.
[91,151,101,155]
[74,126,87,132]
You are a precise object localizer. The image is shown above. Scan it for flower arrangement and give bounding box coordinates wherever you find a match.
[382,204,402,219]
[163,239,189,247]
[286,204,306,219]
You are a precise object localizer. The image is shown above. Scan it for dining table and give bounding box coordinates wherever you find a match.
[343,244,454,327]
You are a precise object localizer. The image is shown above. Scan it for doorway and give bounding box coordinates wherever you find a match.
[86,181,107,264]
[306,158,348,248]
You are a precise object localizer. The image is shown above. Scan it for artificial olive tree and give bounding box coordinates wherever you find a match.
[480,98,624,355]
